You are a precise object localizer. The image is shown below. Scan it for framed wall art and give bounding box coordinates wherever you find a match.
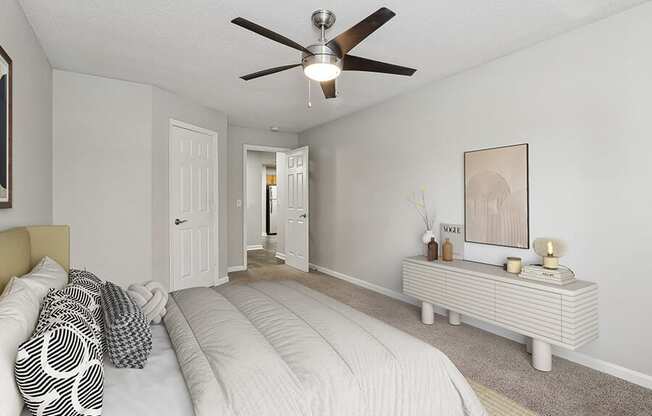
[464,143,529,249]
[0,44,12,209]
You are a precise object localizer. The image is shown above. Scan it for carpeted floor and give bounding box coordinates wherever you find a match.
[227,263,652,416]
[247,236,283,269]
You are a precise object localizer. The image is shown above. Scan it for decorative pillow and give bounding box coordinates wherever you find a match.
[36,291,103,353]
[53,269,106,352]
[16,257,68,302]
[127,280,168,324]
[0,279,41,416]
[69,269,102,287]
[14,286,104,416]
[101,281,152,369]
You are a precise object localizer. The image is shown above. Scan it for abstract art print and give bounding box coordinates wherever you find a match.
[464,144,529,249]
[0,45,11,209]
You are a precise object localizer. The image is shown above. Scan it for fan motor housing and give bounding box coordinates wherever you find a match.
[302,44,342,71]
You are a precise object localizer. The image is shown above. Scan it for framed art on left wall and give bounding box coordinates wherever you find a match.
[0,44,11,209]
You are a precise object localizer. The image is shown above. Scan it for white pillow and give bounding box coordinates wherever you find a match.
[0,279,41,416]
[17,256,68,302]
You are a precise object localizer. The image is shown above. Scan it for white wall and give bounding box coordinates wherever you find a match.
[0,0,52,229]
[245,151,276,247]
[151,87,228,285]
[299,4,652,383]
[54,71,228,288]
[275,152,287,258]
[53,71,153,287]
[227,125,298,268]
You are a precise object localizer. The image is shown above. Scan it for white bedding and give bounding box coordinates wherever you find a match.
[20,325,193,416]
[165,281,487,416]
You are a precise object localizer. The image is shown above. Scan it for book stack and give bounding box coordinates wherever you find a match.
[519,265,576,285]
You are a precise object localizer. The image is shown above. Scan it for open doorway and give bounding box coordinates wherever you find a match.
[243,145,290,270]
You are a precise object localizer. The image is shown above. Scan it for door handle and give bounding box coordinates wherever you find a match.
[175,219,188,225]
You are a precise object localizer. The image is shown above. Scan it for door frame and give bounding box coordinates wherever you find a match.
[242,144,291,271]
[168,119,219,291]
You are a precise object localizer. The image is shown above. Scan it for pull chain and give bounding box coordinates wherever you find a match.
[307,79,312,108]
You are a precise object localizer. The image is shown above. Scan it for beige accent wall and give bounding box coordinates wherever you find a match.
[300,3,652,380]
[0,0,52,229]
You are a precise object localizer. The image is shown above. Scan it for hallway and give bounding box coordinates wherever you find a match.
[247,235,283,269]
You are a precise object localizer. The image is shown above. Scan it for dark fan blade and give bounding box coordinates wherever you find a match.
[240,64,301,81]
[232,17,311,54]
[343,55,416,76]
[326,7,395,57]
[321,80,336,99]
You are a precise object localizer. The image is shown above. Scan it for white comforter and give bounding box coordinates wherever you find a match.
[164,280,487,416]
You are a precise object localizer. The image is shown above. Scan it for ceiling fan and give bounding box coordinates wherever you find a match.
[231,7,416,99]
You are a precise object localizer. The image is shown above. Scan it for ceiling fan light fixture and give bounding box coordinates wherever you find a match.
[304,62,341,82]
[302,49,342,82]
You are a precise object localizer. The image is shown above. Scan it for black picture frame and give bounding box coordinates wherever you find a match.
[0,44,12,209]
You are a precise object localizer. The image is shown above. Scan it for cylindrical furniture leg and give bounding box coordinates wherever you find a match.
[448,310,461,326]
[421,302,434,325]
[531,339,552,372]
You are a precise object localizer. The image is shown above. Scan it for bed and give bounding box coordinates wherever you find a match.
[2,226,486,416]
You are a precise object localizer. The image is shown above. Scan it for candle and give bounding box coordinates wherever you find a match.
[547,240,554,256]
[506,257,522,274]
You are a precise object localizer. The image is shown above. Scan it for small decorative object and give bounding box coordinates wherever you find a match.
[427,238,438,261]
[409,188,437,253]
[421,229,435,245]
[127,280,169,324]
[0,44,12,209]
[442,238,454,261]
[440,223,465,259]
[520,264,576,285]
[506,257,522,274]
[533,238,567,270]
[464,144,529,248]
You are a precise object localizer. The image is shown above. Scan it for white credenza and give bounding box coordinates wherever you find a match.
[402,256,599,371]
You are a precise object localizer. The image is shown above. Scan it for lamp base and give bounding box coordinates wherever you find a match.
[543,256,559,270]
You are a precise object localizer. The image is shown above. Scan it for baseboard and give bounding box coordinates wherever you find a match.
[552,348,652,390]
[227,265,246,273]
[309,262,652,390]
[275,252,286,261]
[310,264,418,306]
[247,245,263,251]
[214,276,229,286]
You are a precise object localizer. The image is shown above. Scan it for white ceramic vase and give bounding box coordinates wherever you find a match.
[422,229,435,245]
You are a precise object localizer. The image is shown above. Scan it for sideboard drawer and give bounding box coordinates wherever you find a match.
[445,271,495,320]
[495,282,562,342]
[402,263,446,305]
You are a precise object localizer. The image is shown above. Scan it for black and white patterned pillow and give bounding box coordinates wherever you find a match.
[15,290,104,416]
[39,272,106,353]
[36,292,103,351]
[68,270,104,338]
[101,281,152,369]
[69,269,102,287]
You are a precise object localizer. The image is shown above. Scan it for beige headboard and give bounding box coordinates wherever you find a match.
[0,225,70,293]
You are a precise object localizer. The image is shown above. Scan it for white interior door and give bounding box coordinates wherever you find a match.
[285,146,309,272]
[170,121,218,290]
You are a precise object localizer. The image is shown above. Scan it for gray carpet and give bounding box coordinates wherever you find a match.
[227,263,652,416]
[247,236,283,269]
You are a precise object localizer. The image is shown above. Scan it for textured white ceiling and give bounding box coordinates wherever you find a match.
[19,0,646,132]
